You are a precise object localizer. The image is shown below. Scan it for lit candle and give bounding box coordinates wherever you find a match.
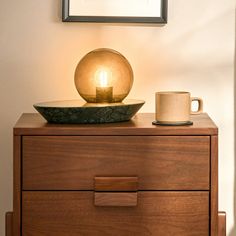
[96,70,113,103]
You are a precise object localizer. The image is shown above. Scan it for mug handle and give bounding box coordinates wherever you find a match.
[191,97,203,115]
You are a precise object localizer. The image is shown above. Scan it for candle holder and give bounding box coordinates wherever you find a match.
[34,48,145,124]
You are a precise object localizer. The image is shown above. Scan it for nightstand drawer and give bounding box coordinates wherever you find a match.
[22,136,210,190]
[22,191,209,236]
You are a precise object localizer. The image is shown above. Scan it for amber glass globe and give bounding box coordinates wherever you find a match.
[74,48,134,103]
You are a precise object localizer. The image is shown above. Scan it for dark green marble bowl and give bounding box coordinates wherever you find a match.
[33,99,145,124]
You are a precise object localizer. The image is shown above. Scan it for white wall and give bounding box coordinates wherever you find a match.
[0,0,235,235]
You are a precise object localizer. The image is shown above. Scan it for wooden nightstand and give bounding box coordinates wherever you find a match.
[6,113,226,235]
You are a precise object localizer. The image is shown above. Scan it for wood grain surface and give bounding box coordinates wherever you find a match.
[12,113,219,236]
[94,177,138,191]
[14,113,218,136]
[5,212,13,236]
[94,192,137,207]
[218,212,226,236]
[211,136,218,236]
[23,136,210,190]
[13,136,21,236]
[22,191,209,236]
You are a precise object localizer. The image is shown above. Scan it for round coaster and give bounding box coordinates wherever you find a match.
[152,120,193,126]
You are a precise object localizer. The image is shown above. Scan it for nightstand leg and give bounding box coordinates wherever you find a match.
[218,211,226,236]
[5,212,13,236]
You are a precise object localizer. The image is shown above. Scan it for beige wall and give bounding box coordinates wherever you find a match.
[0,0,235,235]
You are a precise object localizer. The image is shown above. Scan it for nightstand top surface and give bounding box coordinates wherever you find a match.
[14,113,218,136]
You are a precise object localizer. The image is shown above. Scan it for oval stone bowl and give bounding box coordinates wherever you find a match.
[34,99,145,124]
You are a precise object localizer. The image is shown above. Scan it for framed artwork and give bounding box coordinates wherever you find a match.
[62,0,168,23]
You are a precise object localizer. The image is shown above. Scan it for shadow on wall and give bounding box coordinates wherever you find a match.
[229,8,236,236]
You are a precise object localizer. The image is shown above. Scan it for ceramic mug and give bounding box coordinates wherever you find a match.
[155,91,203,124]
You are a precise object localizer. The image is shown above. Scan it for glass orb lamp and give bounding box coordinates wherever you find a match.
[74,48,134,103]
[33,48,144,124]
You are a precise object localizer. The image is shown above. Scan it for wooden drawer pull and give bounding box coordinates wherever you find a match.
[94,192,137,207]
[94,177,138,191]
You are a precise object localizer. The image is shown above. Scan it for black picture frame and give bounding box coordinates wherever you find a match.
[62,0,168,24]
